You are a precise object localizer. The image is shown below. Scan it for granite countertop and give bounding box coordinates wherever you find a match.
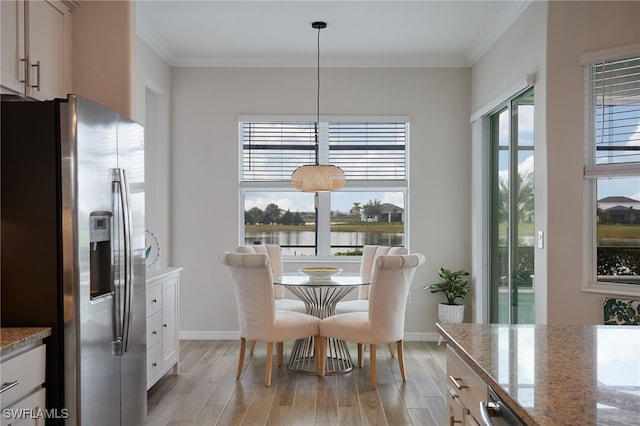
[437,323,640,425]
[1,327,51,357]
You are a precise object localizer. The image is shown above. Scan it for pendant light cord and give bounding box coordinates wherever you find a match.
[315,23,321,165]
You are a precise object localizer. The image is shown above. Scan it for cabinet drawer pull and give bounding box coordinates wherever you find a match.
[163,323,168,328]
[152,330,157,335]
[448,375,468,390]
[152,298,158,303]
[152,362,157,367]
[449,414,462,425]
[0,381,19,393]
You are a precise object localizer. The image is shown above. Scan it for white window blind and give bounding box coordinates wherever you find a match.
[241,120,408,182]
[242,122,315,182]
[591,56,640,167]
[329,122,406,180]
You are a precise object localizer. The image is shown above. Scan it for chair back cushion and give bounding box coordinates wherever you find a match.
[368,253,425,342]
[219,252,276,340]
[358,245,408,299]
[603,298,640,325]
[236,244,285,298]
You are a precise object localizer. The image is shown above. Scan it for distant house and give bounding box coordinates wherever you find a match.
[598,196,640,224]
[361,203,404,223]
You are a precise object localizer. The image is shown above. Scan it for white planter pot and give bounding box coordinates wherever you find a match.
[438,303,465,323]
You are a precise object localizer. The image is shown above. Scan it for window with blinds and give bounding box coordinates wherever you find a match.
[583,48,640,291]
[591,55,640,167]
[241,120,408,183]
[239,116,409,257]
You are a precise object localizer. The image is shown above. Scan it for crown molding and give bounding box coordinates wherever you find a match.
[136,16,176,65]
[466,0,533,66]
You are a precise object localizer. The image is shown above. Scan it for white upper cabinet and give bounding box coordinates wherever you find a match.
[1,0,72,100]
[1,0,26,94]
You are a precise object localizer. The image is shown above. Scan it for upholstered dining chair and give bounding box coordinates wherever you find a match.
[236,244,306,355]
[335,245,408,314]
[335,245,408,357]
[318,253,425,389]
[236,244,306,312]
[219,252,320,386]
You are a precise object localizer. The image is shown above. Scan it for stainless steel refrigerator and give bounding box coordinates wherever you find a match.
[1,94,147,425]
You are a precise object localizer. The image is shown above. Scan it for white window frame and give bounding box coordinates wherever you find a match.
[238,114,410,260]
[581,43,640,296]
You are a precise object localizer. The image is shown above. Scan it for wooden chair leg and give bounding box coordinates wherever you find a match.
[249,340,256,354]
[265,342,273,387]
[397,340,406,382]
[318,336,326,377]
[314,337,321,376]
[277,342,283,366]
[388,343,396,358]
[237,337,246,379]
[357,343,364,368]
[370,344,377,389]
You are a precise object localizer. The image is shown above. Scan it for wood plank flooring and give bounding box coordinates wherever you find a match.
[147,340,448,425]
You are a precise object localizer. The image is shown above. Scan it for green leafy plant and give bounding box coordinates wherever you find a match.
[424,267,469,305]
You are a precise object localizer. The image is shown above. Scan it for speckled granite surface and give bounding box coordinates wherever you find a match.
[0,327,51,357]
[437,323,640,426]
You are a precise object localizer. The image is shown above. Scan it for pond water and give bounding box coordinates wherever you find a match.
[245,231,404,256]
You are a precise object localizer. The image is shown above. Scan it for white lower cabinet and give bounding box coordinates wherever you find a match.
[446,346,487,426]
[0,345,47,426]
[146,267,182,390]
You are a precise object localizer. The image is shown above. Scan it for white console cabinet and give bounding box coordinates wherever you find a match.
[146,267,182,390]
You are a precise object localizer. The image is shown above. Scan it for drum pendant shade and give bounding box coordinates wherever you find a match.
[291,164,346,192]
[291,21,345,192]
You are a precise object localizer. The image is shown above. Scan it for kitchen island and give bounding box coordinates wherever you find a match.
[437,323,640,425]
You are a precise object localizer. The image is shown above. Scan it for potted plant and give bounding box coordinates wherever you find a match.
[424,267,469,323]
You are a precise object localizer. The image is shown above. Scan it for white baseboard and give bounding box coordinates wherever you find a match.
[179,330,442,342]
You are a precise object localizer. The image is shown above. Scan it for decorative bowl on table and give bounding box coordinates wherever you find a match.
[298,267,343,280]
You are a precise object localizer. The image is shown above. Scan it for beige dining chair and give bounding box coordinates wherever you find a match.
[219,252,321,386]
[335,245,407,357]
[236,244,306,311]
[236,244,306,354]
[318,253,425,389]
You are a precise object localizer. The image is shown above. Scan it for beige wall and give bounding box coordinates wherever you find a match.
[545,1,640,324]
[472,1,640,325]
[140,1,640,335]
[72,0,134,118]
[170,67,471,338]
[470,0,548,323]
[136,38,172,267]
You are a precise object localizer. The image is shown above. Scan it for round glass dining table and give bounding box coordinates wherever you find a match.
[274,272,370,375]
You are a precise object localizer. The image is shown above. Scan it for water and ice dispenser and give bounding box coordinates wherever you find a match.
[89,211,113,300]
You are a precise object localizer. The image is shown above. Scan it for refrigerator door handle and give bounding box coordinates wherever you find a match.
[112,168,133,355]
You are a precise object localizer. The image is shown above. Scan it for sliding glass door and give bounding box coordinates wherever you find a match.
[489,88,535,324]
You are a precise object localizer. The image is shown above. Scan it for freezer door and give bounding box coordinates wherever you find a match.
[72,95,121,425]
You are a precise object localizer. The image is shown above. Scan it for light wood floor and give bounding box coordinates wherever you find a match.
[147,340,448,425]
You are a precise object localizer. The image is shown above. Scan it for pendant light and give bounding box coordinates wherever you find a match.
[291,21,345,192]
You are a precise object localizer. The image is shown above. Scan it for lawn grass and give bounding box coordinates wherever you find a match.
[597,224,640,240]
